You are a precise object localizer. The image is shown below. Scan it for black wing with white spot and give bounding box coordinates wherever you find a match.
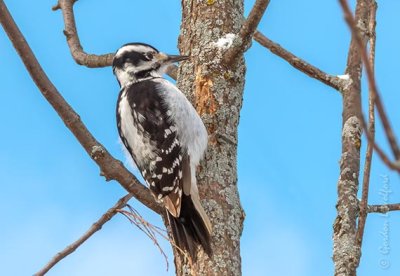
[116,79,183,216]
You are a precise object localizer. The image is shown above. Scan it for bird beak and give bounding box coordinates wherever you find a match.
[155,53,189,64]
[166,54,189,63]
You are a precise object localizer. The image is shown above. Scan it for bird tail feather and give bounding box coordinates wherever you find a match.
[167,194,212,260]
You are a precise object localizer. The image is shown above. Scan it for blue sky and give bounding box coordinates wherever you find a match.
[1,0,399,275]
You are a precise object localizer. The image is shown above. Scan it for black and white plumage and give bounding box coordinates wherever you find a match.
[112,43,212,258]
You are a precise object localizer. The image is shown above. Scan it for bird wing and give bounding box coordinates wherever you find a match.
[121,80,184,217]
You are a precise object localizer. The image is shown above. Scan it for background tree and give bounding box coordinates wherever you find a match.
[1,0,400,275]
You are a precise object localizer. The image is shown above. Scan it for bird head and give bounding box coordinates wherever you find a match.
[112,43,188,87]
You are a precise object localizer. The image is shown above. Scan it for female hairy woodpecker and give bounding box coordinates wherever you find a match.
[112,43,212,259]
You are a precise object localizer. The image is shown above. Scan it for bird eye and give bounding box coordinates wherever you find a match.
[145,52,155,60]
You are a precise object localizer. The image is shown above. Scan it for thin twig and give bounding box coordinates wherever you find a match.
[222,0,270,65]
[359,115,400,172]
[355,0,377,252]
[51,3,60,10]
[54,0,177,79]
[119,206,170,271]
[34,194,133,276]
[0,0,162,213]
[253,31,343,91]
[368,204,400,213]
[364,116,400,172]
[339,0,400,161]
[119,206,194,271]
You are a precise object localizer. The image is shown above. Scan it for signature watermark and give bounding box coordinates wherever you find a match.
[379,174,391,270]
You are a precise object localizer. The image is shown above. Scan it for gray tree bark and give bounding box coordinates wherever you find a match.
[173,0,246,275]
[333,1,373,275]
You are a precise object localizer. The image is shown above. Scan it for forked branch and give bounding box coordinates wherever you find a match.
[223,0,270,65]
[339,0,400,161]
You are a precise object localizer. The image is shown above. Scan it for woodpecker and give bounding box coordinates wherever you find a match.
[112,43,212,259]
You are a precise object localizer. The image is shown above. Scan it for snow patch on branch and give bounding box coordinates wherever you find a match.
[337,74,350,80]
[214,33,236,49]
[337,74,353,92]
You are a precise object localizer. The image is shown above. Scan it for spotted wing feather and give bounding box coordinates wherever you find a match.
[116,80,183,216]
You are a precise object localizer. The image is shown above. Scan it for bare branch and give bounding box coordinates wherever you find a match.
[54,0,178,79]
[34,194,133,276]
[333,1,370,275]
[355,0,377,254]
[56,0,114,67]
[339,0,400,161]
[52,0,75,11]
[368,204,400,213]
[51,3,61,11]
[0,0,162,213]
[222,0,270,65]
[253,31,343,91]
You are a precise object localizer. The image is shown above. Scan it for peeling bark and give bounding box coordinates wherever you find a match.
[195,68,218,116]
[172,0,246,275]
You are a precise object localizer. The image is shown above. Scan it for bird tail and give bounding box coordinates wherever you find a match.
[167,194,212,260]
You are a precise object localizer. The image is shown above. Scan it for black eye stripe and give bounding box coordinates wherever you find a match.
[126,52,157,63]
[113,49,158,71]
[130,52,144,64]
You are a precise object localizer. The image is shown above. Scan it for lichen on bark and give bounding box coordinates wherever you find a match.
[333,116,362,276]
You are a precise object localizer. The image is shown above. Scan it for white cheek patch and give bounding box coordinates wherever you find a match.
[115,63,162,87]
[131,62,152,74]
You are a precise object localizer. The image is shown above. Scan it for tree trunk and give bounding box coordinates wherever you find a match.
[173,0,246,275]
